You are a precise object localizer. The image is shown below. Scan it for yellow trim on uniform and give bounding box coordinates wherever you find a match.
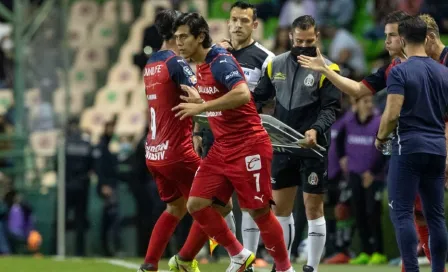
[267,60,273,79]
[319,63,340,88]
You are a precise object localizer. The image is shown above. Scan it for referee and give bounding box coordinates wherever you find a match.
[375,16,448,272]
[254,15,341,272]
[192,1,274,269]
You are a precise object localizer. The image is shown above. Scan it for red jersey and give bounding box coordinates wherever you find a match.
[361,57,402,94]
[196,46,269,148]
[143,50,197,165]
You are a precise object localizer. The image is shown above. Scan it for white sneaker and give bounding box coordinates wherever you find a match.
[277,267,295,272]
[226,248,255,272]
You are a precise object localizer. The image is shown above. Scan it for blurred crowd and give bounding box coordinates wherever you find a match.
[0,0,447,266]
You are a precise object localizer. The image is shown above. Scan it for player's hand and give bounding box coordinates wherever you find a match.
[172,103,206,120]
[297,48,327,72]
[301,129,317,147]
[374,138,386,151]
[218,39,233,51]
[193,135,203,156]
[362,171,374,188]
[180,85,203,104]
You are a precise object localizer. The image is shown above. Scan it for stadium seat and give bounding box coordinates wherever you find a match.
[53,88,84,115]
[90,20,118,48]
[115,107,147,137]
[129,83,147,110]
[30,130,59,157]
[25,88,41,108]
[143,0,172,18]
[94,86,127,114]
[118,41,140,64]
[70,67,97,93]
[102,0,134,24]
[179,0,208,18]
[67,24,88,49]
[75,46,108,70]
[80,107,114,143]
[208,19,229,43]
[107,63,141,91]
[69,0,99,26]
[0,89,13,114]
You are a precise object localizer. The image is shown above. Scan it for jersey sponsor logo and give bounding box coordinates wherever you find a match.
[225,70,240,80]
[308,172,319,185]
[144,65,163,76]
[304,74,315,87]
[254,195,264,203]
[177,59,186,64]
[347,135,374,145]
[198,85,220,94]
[245,154,261,171]
[146,94,157,100]
[205,111,222,117]
[273,72,286,80]
[219,58,228,63]
[189,75,197,85]
[145,140,169,161]
[183,66,193,76]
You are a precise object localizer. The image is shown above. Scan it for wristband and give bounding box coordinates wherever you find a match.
[193,132,203,137]
[376,136,387,142]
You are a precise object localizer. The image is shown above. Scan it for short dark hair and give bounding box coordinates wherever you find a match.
[291,15,318,32]
[385,10,412,24]
[173,13,212,48]
[155,9,181,41]
[230,1,257,21]
[398,16,428,44]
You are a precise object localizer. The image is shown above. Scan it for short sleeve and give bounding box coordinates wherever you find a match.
[166,56,197,87]
[210,55,246,90]
[386,67,405,95]
[361,64,388,94]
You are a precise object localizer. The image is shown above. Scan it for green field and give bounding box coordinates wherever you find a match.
[1,257,435,272]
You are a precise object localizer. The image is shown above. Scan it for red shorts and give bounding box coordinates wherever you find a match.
[146,155,201,203]
[189,139,273,210]
[415,194,423,212]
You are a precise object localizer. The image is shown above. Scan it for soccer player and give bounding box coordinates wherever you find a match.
[254,15,342,272]
[375,16,448,272]
[171,13,293,272]
[195,1,275,268]
[139,10,204,272]
[421,14,448,67]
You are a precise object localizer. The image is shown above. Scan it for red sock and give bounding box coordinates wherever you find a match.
[417,224,431,263]
[254,211,291,271]
[144,211,180,266]
[179,221,209,261]
[191,207,243,256]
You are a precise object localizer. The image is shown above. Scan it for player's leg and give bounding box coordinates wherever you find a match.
[418,154,448,272]
[300,157,328,272]
[241,207,260,258]
[229,143,292,272]
[387,154,420,272]
[209,199,236,256]
[413,195,432,264]
[271,154,298,259]
[365,180,386,265]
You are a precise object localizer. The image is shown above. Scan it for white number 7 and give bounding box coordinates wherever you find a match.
[253,173,260,192]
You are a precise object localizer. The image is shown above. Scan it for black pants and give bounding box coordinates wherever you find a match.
[101,190,121,256]
[291,187,307,258]
[349,172,384,254]
[66,187,89,256]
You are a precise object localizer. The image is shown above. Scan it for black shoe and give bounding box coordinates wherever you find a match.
[138,263,157,272]
[271,263,276,272]
[302,265,314,272]
[244,264,254,272]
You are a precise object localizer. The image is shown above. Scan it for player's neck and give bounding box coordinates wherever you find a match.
[434,41,446,60]
[404,44,427,58]
[231,37,254,51]
[191,47,211,64]
[160,40,178,54]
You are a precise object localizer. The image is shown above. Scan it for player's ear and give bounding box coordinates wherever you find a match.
[315,31,320,40]
[253,20,258,30]
[198,33,205,44]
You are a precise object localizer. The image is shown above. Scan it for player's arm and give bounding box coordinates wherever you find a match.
[377,68,404,141]
[167,56,197,88]
[309,69,342,137]
[253,61,275,102]
[298,48,379,98]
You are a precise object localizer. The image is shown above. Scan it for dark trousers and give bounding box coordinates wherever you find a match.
[388,153,448,272]
[101,190,121,256]
[349,172,384,255]
[66,187,89,256]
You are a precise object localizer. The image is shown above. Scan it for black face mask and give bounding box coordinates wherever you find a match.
[290,46,317,58]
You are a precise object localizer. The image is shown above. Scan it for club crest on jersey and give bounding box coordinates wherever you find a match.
[245,154,261,171]
[189,75,197,85]
[304,74,315,87]
[308,172,319,185]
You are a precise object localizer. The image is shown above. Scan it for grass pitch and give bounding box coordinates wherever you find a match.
[1,256,435,272]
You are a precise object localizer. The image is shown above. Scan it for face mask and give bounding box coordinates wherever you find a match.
[291,46,317,58]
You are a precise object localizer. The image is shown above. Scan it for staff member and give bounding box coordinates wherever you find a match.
[254,15,341,272]
[375,16,448,272]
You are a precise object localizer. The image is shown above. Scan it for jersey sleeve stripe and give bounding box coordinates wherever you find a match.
[232,79,247,89]
[361,79,377,94]
[267,60,273,79]
[319,63,340,88]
